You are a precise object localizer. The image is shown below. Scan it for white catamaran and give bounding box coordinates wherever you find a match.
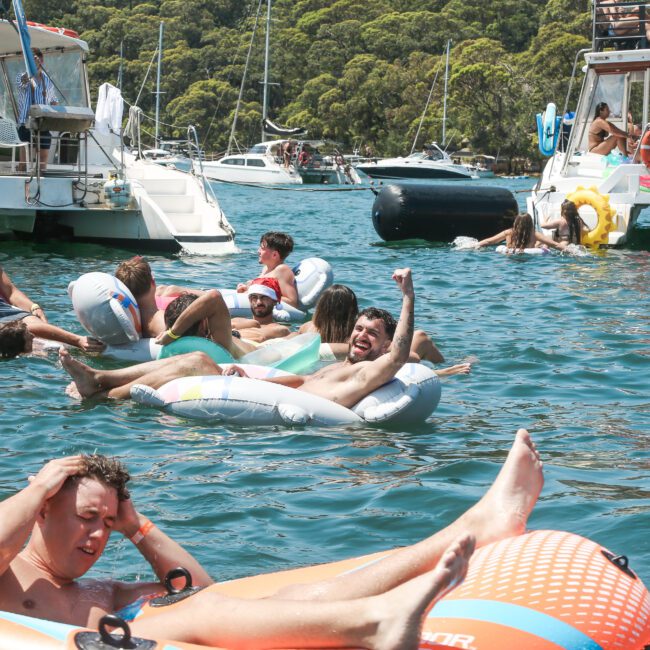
[0,16,236,254]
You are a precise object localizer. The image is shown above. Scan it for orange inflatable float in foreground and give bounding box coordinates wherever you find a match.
[0,530,648,650]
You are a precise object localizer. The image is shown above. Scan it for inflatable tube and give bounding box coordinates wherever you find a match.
[536,102,562,157]
[293,257,333,310]
[130,362,441,426]
[495,245,550,255]
[239,332,321,374]
[566,185,616,248]
[68,273,141,345]
[5,531,645,650]
[220,289,306,323]
[158,337,235,365]
[104,338,162,363]
[371,183,518,242]
[156,259,333,323]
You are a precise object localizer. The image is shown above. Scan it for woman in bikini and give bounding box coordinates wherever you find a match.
[477,213,565,253]
[588,102,634,155]
[541,199,590,245]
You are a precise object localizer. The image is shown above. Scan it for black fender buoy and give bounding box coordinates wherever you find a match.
[372,183,519,242]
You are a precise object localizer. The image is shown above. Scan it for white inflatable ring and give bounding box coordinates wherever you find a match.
[496,245,550,255]
[68,272,141,345]
[131,363,442,426]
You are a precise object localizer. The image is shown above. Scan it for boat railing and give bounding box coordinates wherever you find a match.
[186,124,209,202]
[593,1,649,51]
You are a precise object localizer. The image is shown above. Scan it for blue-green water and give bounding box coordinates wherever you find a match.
[0,178,649,591]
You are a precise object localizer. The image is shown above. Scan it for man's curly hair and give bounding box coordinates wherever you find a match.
[63,454,131,501]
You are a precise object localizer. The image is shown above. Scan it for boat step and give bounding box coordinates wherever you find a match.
[148,194,195,213]
[166,212,204,233]
[137,179,188,195]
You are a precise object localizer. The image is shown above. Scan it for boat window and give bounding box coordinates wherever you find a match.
[590,73,625,119]
[246,159,266,167]
[222,157,245,165]
[5,50,87,110]
[248,145,267,154]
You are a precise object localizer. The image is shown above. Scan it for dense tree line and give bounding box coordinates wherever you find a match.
[23,0,591,158]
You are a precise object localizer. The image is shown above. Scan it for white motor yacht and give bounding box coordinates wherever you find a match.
[357,143,478,181]
[202,139,361,185]
[0,21,236,254]
[528,2,650,246]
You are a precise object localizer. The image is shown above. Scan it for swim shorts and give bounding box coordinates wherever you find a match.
[0,299,30,323]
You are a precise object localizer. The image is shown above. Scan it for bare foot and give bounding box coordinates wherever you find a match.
[59,349,103,398]
[435,363,471,377]
[461,428,543,546]
[65,381,82,400]
[370,534,475,650]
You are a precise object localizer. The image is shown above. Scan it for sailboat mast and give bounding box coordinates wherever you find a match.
[261,0,271,141]
[442,39,450,147]
[155,21,164,148]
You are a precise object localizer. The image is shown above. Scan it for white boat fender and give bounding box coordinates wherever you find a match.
[68,272,141,345]
[130,363,441,426]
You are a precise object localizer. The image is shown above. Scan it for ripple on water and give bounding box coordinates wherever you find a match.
[0,181,649,584]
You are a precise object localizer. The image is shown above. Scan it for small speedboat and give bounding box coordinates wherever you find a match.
[357,143,477,181]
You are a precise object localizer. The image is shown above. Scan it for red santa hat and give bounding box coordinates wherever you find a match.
[247,277,282,302]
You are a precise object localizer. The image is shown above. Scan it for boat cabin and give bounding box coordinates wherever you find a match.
[0,21,93,172]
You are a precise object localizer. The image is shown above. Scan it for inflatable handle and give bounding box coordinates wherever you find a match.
[165,566,193,594]
[98,614,132,646]
[602,550,637,579]
[278,403,311,425]
[361,386,418,423]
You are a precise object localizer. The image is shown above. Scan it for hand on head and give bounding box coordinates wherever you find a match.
[114,495,140,537]
[28,456,85,500]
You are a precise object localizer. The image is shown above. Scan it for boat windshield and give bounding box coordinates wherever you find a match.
[408,148,445,161]
[2,49,88,120]
[247,144,268,154]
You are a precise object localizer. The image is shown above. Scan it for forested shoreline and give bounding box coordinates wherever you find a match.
[22,0,591,158]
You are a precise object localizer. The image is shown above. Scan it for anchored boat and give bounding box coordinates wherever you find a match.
[0,20,236,254]
[528,2,650,246]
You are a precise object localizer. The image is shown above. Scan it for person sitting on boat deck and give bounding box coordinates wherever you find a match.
[236,231,299,307]
[62,268,459,404]
[156,291,270,357]
[0,264,103,355]
[16,48,59,172]
[596,0,650,48]
[230,277,290,343]
[540,199,590,245]
[588,102,637,156]
[477,213,566,253]
[295,284,469,376]
[0,430,543,647]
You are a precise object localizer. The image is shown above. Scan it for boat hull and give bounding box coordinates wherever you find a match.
[358,163,473,180]
[372,183,518,242]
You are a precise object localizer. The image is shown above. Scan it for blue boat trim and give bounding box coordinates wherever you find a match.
[427,599,604,650]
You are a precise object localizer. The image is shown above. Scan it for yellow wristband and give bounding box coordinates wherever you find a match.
[166,328,180,340]
[30,303,41,313]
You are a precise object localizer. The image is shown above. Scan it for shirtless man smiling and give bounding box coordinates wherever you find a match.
[0,430,544,648]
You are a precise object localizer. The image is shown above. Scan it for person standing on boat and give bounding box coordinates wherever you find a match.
[588,102,636,156]
[16,47,58,172]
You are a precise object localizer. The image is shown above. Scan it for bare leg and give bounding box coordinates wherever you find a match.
[39,146,49,171]
[590,137,622,156]
[410,330,444,364]
[60,349,220,399]
[277,429,541,603]
[130,535,474,650]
